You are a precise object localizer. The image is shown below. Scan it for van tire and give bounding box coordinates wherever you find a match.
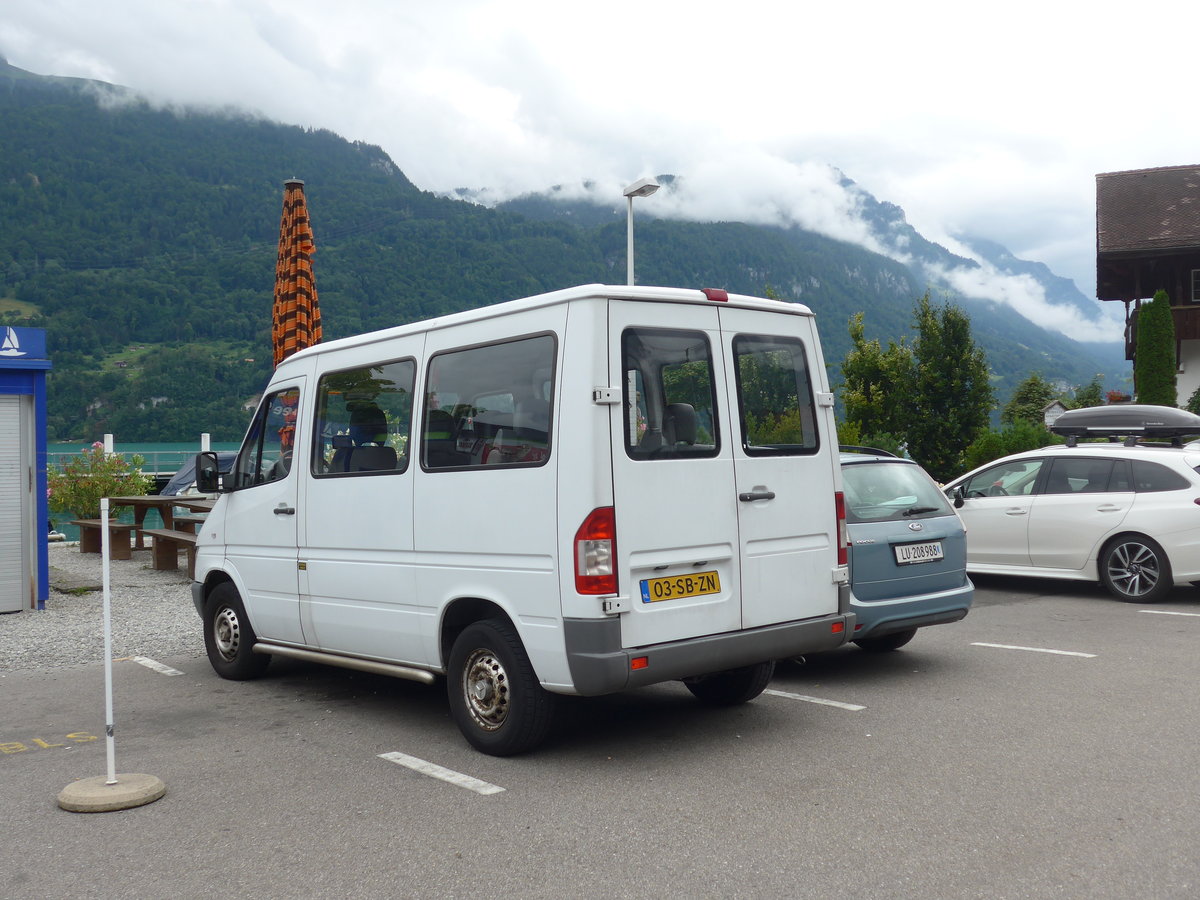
[854,628,918,652]
[447,618,555,756]
[684,661,774,706]
[204,583,270,680]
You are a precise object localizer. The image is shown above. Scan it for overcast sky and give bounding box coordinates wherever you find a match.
[3,0,1195,341]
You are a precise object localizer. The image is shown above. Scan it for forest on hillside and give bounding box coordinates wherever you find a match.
[0,61,1125,441]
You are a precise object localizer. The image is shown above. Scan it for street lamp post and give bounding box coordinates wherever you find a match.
[624,177,660,285]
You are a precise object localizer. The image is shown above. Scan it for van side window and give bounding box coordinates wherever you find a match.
[231,386,301,488]
[733,335,818,455]
[312,360,414,477]
[622,328,719,460]
[423,334,555,469]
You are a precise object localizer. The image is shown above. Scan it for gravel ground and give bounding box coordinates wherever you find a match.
[0,542,204,672]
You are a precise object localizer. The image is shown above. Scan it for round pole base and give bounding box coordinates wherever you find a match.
[57,774,166,813]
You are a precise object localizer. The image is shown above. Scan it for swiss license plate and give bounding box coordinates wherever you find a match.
[894,540,944,565]
[640,570,721,603]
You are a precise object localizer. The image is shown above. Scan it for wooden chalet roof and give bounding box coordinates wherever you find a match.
[1097,164,1200,255]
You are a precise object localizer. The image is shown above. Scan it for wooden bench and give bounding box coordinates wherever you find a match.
[70,519,137,560]
[171,514,208,535]
[141,528,199,578]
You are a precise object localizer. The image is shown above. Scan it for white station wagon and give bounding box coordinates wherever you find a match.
[944,405,1200,602]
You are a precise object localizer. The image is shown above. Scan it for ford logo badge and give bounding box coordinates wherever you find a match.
[908,522,923,532]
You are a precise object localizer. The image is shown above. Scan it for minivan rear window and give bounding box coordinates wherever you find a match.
[842,461,953,523]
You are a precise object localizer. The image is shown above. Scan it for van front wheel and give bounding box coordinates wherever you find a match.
[684,661,775,706]
[204,583,270,680]
[447,619,554,756]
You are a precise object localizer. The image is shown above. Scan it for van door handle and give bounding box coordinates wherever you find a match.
[274,505,295,516]
[739,490,776,502]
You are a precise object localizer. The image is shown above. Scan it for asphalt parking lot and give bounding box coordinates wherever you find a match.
[3,576,1199,899]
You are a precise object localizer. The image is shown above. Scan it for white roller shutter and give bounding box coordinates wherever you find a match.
[0,395,32,612]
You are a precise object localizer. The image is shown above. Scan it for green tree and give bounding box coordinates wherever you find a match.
[905,293,994,482]
[1002,372,1057,426]
[1135,289,1177,406]
[839,312,915,440]
[1071,376,1105,409]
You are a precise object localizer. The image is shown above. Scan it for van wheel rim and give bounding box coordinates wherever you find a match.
[1107,541,1160,598]
[213,606,242,661]
[461,649,509,731]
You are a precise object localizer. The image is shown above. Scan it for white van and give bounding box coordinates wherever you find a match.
[192,284,853,754]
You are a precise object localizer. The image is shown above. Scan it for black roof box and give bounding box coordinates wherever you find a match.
[1050,404,1200,440]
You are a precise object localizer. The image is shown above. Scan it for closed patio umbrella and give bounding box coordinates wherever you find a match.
[271,178,321,368]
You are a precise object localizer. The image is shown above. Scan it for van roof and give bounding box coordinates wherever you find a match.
[278,284,814,368]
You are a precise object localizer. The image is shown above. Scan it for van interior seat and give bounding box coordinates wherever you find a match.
[513,397,550,444]
[664,402,697,446]
[342,445,398,472]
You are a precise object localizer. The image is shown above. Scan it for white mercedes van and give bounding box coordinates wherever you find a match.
[192,284,853,754]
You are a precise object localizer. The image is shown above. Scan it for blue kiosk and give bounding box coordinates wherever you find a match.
[0,326,51,612]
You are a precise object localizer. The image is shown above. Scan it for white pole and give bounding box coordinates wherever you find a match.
[103,433,114,455]
[200,433,211,452]
[626,195,635,286]
[100,497,117,785]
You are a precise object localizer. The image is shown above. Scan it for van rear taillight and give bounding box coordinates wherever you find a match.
[575,507,617,595]
[835,491,848,566]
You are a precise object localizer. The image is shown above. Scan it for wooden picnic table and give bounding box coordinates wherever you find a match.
[109,494,213,549]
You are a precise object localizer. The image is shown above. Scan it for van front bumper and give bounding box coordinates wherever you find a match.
[563,612,854,696]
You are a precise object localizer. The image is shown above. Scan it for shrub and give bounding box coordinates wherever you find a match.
[47,442,152,519]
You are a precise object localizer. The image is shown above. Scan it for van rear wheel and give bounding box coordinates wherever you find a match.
[684,661,774,706]
[447,618,555,756]
[204,583,270,680]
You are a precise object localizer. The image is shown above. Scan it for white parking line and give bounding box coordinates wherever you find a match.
[125,656,185,676]
[764,689,865,711]
[971,642,1096,658]
[1140,610,1200,618]
[378,751,506,795]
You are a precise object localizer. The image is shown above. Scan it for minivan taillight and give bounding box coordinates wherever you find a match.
[575,507,617,595]
[835,491,848,566]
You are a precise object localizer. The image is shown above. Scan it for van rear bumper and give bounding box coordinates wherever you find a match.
[563,613,854,696]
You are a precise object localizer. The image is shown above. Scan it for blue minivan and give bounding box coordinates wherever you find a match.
[840,448,973,650]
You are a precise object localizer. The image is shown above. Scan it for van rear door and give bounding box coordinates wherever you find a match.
[609,300,742,649]
[609,300,840,650]
[716,305,840,628]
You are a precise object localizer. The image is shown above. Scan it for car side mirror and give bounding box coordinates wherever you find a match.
[951,486,965,509]
[196,452,223,493]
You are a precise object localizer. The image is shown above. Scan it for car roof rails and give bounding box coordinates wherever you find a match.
[839,444,899,458]
[1049,404,1200,448]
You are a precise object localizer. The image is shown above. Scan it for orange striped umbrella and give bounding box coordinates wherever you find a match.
[271,178,322,368]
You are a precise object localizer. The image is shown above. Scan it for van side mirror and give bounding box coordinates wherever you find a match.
[196,452,223,493]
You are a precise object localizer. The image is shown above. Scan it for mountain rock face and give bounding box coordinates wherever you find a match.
[0,60,1125,441]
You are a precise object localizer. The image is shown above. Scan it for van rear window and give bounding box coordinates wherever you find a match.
[733,335,818,456]
[622,328,719,460]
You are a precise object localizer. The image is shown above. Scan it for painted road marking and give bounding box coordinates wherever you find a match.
[1140,610,1200,618]
[126,656,184,676]
[764,689,865,711]
[971,642,1096,658]
[378,752,506,795]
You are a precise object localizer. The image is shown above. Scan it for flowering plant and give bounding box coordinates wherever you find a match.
[47,442,153,519]
[1105,390,1132,404]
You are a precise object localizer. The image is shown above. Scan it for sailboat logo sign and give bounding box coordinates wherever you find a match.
[0,327,25,357]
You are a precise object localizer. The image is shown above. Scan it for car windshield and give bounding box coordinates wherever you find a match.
[842,460,953,523]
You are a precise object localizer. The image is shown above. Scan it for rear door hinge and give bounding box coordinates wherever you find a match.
[601,596,628,615]
[816,392,835,408]
[593,387,621,405]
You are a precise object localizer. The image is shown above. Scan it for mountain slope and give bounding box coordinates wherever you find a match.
[0,59,1126,441]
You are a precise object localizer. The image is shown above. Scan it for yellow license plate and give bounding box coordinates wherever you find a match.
[639,570,721,603]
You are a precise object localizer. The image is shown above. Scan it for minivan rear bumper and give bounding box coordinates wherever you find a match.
[563,612,854,696]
